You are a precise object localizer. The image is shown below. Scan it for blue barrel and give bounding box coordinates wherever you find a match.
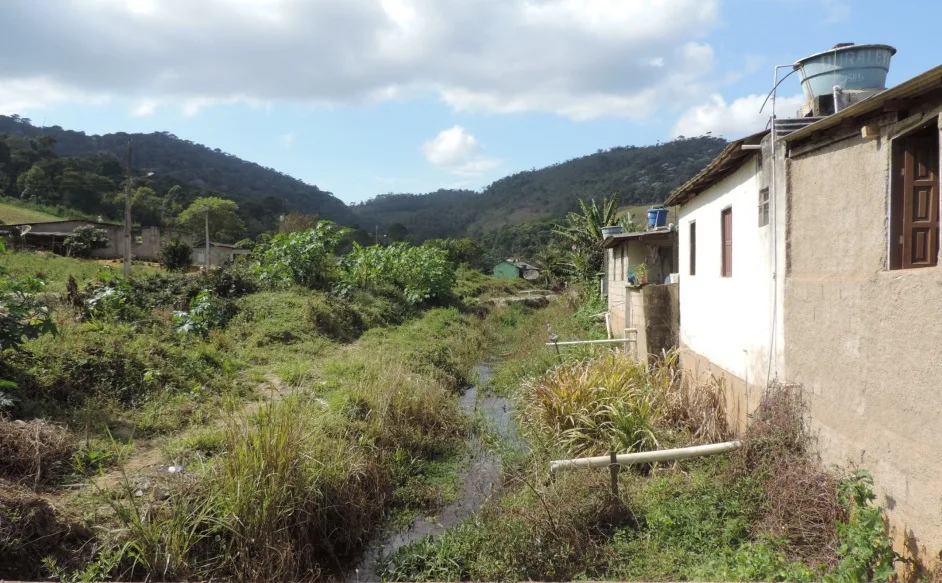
[794,44,896,101]
[647,207,668,229]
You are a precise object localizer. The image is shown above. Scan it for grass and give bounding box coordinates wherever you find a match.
[0,199,62,224]
[378,289,899,583]
[0,250,160,292]
[0,261,526,581]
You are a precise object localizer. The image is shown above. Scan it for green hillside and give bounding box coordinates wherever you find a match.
[0,115,355,226]
[0,200,61,224]
[353,136,724,242]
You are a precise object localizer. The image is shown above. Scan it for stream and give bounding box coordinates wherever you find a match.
[348,362,514,582]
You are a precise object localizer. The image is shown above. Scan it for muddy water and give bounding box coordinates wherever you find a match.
[348,362,513,582]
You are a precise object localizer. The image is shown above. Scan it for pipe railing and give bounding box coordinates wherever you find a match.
[550,441,742,494]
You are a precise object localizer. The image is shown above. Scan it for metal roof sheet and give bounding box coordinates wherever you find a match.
[664,130,768,207]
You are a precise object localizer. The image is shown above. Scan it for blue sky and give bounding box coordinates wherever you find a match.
[2,0,940,204]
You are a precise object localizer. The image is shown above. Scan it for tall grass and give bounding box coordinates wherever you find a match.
[520,350,729,457]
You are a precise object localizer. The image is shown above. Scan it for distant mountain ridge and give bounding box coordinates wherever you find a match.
[0,115,355,225]
[352,136,727,241]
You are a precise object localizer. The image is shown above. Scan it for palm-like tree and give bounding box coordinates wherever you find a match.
[553,193,622,282]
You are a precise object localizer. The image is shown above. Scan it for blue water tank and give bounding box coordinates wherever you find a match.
[647,207,668,229]
[794,43,896,101]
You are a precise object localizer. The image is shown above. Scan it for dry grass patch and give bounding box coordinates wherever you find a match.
[519,350,729,457]
[0,417,75,485]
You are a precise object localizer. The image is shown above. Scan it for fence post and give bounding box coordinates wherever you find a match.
[609,451,618,496]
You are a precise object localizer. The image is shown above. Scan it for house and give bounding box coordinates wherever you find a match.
[665,130,780,429]
[669,41,942,555]
[0,219,193,261]
[492,259,540,280]
[782,62,942,559]
[192,241,251,267]
[602,226,678,360]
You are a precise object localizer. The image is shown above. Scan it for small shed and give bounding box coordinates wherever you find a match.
[193,242,251,268]
[492,259,541,280]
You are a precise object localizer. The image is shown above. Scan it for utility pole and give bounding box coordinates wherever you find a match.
[123,139,132,278]
[204,208,210,272]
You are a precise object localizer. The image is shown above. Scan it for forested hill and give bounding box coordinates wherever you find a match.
[353,136,726,241]
[0,115,355,224]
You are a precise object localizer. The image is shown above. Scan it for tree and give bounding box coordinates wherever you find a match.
[159,238,193,272]
[386,223,409,242]
[176,196,246,243]
[17,165,54,203]
[63,226,110,258]
[280,211,319,233]
[553,193,622,282]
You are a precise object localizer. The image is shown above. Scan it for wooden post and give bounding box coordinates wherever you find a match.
[609,451,618,496]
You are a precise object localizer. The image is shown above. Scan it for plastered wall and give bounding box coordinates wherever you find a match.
[786,110,942,560]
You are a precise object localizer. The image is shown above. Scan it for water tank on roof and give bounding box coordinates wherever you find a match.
[794,43,896,101]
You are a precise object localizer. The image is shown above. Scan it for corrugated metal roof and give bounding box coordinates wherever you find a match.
[664,130,768,207]
[784,64,942,143]
[602,228,676,248]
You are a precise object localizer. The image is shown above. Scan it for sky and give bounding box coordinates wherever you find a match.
[2,0,941,205]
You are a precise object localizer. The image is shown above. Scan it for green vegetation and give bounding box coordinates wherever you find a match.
[353,136,725,241]
[176,196,246,243]
[378,292,899,583]
[0,198,63,224]
[0,115,354,227]
[158,238,192,272]
[63,225,109,258]
[0,229,537,581]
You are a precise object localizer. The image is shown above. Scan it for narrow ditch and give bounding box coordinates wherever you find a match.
[348,362,514,582]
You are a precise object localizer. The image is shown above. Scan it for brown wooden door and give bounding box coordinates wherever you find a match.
[721,207,732,277]
[902,130,939,268]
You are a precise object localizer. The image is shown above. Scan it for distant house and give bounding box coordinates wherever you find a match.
[192,242,251,267]
[667,45,942,553]
[0,219,193,261]
[492,259,540,280]
[602,226,678,360]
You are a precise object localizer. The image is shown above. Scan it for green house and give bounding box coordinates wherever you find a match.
[492,260,521,279]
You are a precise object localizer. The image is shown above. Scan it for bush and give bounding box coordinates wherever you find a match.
[173,290,235,337]
[255,222,349,289]
[63,225,109,258]
[0,267,56,351]
[159,239,192,272]
[341,242,455,304]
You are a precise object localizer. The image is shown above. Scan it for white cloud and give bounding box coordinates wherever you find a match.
[281,132,295,148]
[0,77,109,115]
[822,0,851,23]
[671,92,805,139]
[422,125,499,176]
[0,0,721,120]
[131,98,159,116]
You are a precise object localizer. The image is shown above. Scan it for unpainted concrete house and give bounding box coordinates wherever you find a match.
[1,219,194,262]
[602,227,678,361]
[669,42,942,557]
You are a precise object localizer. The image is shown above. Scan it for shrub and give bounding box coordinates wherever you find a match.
[159,238,192,272]
[0,239,57,351]
[63,225,109,258]
[341,242,455,304]
[306,294,365,342]
[173,290,233,337]
[255,222,349,289]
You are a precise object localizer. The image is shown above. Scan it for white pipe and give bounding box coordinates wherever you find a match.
[604,312,612,339]
[545,334,637,347]
[550,440,742,474]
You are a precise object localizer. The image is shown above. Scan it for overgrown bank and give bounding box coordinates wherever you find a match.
[0,228,541,581]
[379,295,900,583]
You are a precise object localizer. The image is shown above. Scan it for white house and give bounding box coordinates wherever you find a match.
[665,130,786,429]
